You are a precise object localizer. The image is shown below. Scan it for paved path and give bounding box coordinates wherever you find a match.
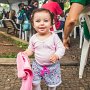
[0,59,90,90]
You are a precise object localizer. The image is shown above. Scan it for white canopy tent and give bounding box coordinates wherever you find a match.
[0,0,28,13]
[0,0,28,4]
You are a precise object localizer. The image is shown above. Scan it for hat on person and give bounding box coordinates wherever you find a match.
[18,3,24,7]
[18,3,22,7]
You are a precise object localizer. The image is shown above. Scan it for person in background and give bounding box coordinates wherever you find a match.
[26,0,38,20]
[17,3,26,28]
[17,2,26,19]
[42,0,65,39]
[63,0,90,49]
[9,10,17,23]
[23,8,65,90]
[18,3,25,12]
[25,0,38,35]
[2,9,6,19]
[9,9,20,29]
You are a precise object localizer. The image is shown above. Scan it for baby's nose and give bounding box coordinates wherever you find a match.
[40,21,44,25]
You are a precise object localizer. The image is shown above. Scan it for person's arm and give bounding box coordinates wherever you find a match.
[50,34,65,63]
[63,3,84,48]
[23,49,33,56]
[23,35,35,56]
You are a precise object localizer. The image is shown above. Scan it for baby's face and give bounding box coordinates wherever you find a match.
[33,11,52,35]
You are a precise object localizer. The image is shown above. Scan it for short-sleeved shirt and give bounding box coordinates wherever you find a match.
[70,0,90,6]
[28,33,65,65]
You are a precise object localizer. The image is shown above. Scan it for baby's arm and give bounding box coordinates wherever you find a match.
[23,49,33,57]
[23,35,35,57]
[50,34,65,63]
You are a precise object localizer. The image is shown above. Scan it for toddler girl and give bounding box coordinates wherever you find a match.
[24,8,65,90]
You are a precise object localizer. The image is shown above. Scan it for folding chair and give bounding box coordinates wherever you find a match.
[79,14,85,48]
[71,14,85,48]
[53,24,64,39]
[79,11,90,78]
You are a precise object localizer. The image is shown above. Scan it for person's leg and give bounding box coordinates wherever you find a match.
[48,87,56,90]
[32,61,42,90]
[33,83,41,90]
[43,62,61,90]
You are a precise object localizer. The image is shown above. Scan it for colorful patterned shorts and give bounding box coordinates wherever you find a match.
[32,61,62,87]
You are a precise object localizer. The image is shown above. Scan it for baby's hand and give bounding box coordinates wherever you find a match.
[50,54,59,63]
[23,73,27,80]
[23,75,27,80]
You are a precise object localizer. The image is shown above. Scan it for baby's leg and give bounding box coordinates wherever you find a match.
[48,87,56,90]
[33,83,41,90]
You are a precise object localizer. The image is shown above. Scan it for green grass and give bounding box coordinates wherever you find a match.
[4,35,28,49]
[0,34,28,58]
[0,33,35,58]
[0,53,17,58]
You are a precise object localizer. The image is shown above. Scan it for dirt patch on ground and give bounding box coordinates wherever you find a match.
[0,32,28,57]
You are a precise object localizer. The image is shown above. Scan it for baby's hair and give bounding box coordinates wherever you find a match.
[30,8,54,26]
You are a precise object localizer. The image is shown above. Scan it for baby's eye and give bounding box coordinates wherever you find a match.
[35,20,40,22]
[44,20,48,22]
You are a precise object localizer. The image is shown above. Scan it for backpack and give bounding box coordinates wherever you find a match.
[22,16,31,31]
